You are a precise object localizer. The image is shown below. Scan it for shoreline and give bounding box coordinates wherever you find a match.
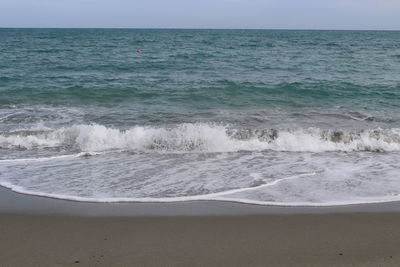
[2,186,400,216]
[3,187,400,266]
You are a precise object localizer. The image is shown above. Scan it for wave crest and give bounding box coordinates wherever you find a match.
[1,123,400,153]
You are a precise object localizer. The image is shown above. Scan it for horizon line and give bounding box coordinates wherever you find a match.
[1,27,400,32]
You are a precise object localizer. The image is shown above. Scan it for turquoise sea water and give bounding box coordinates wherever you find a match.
[0,29,400,205]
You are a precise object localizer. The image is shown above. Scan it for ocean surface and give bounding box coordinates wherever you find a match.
[0,28,400,206]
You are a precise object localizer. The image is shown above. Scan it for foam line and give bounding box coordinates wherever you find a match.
[198,172,317,197]
[3,180,400,206]
[0,173,324,206]
[0,152,102,163]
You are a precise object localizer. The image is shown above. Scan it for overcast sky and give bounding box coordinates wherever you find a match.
[0,0,399,30]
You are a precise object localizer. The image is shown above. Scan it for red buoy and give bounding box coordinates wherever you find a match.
[136,49,141,53]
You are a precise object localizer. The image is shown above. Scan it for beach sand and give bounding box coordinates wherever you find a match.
[2,212,400,266]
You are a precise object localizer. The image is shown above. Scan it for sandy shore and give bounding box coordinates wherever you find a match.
[2,187,400,266]
[2,212,400,266]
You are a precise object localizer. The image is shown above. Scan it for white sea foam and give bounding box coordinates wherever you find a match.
[0,173,313,203]
[3,171,400,206]
[1,145,400,206]
[0,152,102,163]
[1,123,400,153]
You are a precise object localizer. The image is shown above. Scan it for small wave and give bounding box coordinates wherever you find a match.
[0,113,16,122]
[205,172,317,197]
[345,111,375,121]
[1,123,400,153]
[0,152,102,163]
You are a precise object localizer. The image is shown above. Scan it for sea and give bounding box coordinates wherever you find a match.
[0,28,399,206]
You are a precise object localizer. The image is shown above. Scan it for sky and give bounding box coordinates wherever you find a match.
[0,0,399,30]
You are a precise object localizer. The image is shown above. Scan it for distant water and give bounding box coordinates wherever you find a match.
[1,29,400,206]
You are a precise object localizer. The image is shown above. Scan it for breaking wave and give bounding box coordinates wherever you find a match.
[1,123,400,153]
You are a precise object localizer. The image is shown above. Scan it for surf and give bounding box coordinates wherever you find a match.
[1,123,400,153]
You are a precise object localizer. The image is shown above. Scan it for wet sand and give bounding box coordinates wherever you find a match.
[2,187,400,266]
[2,212,400,266]
[3,186,400,216]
